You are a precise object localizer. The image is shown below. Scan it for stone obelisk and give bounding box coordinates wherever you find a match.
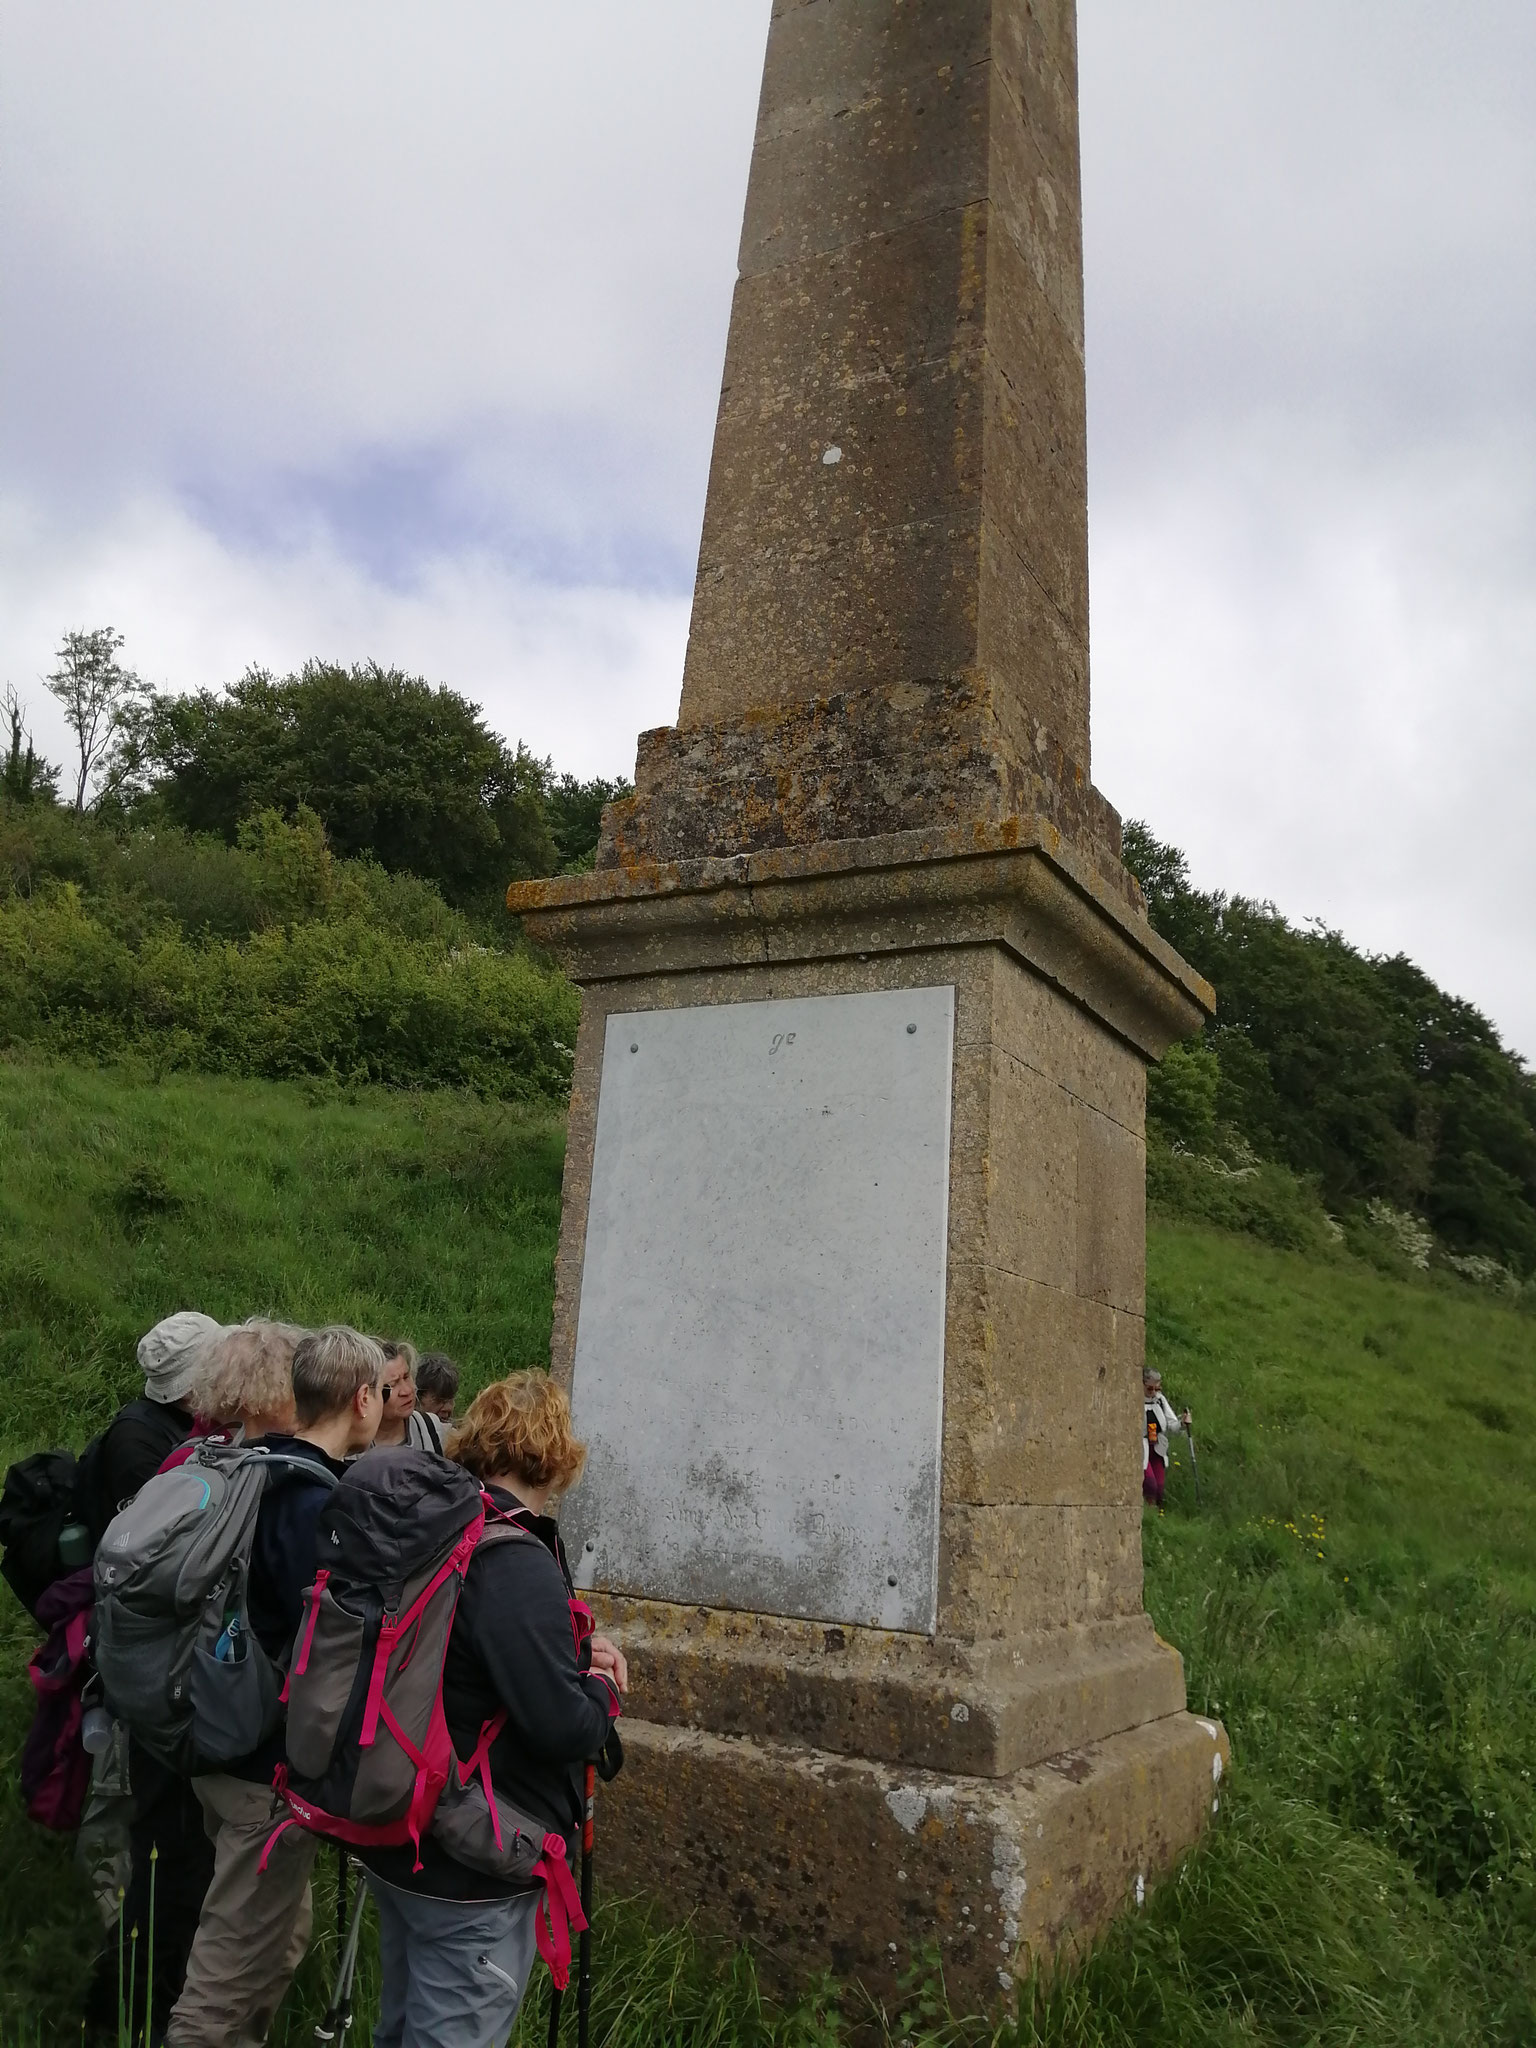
[510,0,1227,2006]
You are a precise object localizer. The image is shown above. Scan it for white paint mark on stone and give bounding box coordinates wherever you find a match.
[1135,1873,1146,1908]
[1213,1797,1220,1814]
[990,1827,1026,1949]
[1212,1751,1224,1784]
[885,1787,928,1834]
[1196,1719,1220,1741]
[822,445,843,465]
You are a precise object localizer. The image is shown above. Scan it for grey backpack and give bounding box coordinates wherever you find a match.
[93,1439,337,1772]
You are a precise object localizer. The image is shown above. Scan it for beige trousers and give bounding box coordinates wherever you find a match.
[166,1775,318,2048]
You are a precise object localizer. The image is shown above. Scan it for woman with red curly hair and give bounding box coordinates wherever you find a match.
[355,1372,626,2048]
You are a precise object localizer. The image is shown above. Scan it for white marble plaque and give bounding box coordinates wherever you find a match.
[564,985,954,1634]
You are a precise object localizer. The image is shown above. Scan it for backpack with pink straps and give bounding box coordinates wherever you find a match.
[268,1448,591,1988]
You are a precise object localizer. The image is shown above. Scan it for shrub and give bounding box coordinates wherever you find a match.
[1148,1042,1220,1153]
[0,888,576,1100]
[1146,1132,1330,1253]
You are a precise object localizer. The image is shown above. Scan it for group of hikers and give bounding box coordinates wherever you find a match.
[5,1312,626,2048]
[4,1310,1198,2048]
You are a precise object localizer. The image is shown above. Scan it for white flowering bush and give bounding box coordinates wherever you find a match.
[1365,1199,1434,1270]
[1443,1253,1520,1297]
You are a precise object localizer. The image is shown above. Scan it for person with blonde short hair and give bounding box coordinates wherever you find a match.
[355,1372,626,2048]
[167,1329,384,2048]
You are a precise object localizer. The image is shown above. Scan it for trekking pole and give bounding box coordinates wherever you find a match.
[577,1758,597,2048]
[316,1863,368,2042]
[553,1728,621,2048]
[1186,1423,1203,1507]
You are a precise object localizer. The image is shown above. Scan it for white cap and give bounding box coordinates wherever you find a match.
[136,1311,230,1407]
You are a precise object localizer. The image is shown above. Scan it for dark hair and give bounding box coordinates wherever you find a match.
[415,1351,460,1404]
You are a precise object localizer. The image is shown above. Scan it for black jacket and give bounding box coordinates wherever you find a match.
[220,1434,346,1785]
[84,1398,193,1540]
[361,1486,619,1899]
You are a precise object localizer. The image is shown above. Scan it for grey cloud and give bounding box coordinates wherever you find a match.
[1,0,1531,1053]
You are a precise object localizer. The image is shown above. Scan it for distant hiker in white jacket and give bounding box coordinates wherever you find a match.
[1143,1369,1190,1509]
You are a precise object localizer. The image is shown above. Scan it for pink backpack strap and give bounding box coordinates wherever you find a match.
[292,1570,329,1678]
[285,1567,331,1694]
[531,1832,587,1991]
[257,1814,304,1874]
[454,1710,510,1849]
[568,1598,595,1659]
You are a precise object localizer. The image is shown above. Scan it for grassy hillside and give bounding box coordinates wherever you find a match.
[0,1061,1533,2043]
[0,1060,566,1458]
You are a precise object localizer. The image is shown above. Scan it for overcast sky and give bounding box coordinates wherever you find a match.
[2,3,1532,1058]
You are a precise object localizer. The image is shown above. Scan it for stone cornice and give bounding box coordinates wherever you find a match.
[508,816,1213,1059]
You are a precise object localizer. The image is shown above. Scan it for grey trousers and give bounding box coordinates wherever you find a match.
[167,1775,317,2048]
[366,1876,539,2048]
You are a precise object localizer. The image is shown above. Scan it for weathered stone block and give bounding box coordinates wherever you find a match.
[987,950,1146,1132]
[590,1712,1229,2012]
[1075,1105,1147,1315]
[744,27,989,274]
[677,0,1095,783]
[754,0,993,151]
[943,1264,1143,1507]
[981,232,1089,640]
[590,1595,1187,1778]
[948,1049,1078,1291]
[941,1503,1141,1639]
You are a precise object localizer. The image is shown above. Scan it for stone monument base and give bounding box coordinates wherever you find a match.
[596,1710,1228,2010]
[510,821,1227,2010]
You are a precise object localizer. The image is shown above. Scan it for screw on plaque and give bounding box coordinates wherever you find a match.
[630,1042,639,1053]
[907,1023,917,1034]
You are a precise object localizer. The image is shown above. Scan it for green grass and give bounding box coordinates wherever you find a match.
[0,1058,565,1457]
[0,1058,568,2027]
[1,1060,1534,2044]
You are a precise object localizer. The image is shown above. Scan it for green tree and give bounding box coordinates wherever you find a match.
[45,628,143,812]
[544,773,633,871]
[2,685,60,806]
[142,662,558,903]
[1124,820,1536,1270]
